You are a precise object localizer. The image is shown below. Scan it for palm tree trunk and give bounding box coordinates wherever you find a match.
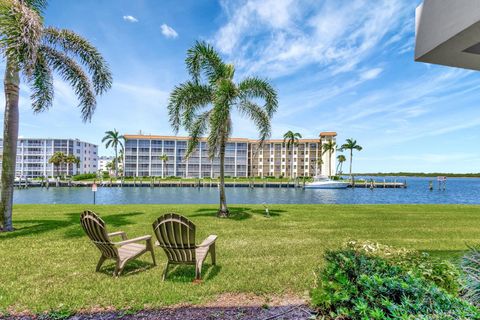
[0,61,20,231]
[349,149,353,177]
[114,147,118,178]
[329,150,332,177]
[290,145,294,179]
[218,136,228,217]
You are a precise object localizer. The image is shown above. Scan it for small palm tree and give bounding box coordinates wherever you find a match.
[283,131,302,179]
[159,154,168,178]
[48,152,66,178]
[102,129,124,177]
[0,0,112,231]
[65,154,79,176]
[336,154,346,175]
[316,158,323,176]
[168,41,278,217]
[340,138,363,178]
[322,140,336,177]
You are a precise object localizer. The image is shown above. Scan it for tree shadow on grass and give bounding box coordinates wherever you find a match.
[192,207,287,220]
[0,211,146,240]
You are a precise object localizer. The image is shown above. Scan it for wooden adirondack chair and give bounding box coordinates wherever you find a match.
[152,213,217,281]
[80,210,156,276]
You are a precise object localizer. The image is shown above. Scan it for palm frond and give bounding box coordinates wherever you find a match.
[0,0,43,75]
[237,100,271,144]
[42,27,112,95]
[238,76,278,117]
[29,50,53,112]
[186,111,210,158]
[22,0,47,13]
[42,45,96,122]
[168,81,212,133]
[185,40,225,84]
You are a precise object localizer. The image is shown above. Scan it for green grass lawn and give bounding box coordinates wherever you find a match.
[1,204,479,314]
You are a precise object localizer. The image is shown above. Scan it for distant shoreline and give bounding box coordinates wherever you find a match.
[354,173,480,178]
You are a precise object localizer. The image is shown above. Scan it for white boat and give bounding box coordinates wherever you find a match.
[304,175,349,189]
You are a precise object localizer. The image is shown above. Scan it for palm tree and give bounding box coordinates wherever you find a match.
[322,140,336,177]
[168,41,278,217]
[159,154,168,178]
[0,0,112,231]
[283,131,302,179]
[340,138,363,178]
[48,152,66,178]
[102,129,124,177]
[65,154,79,176]
[316,158,323,176]
[336,154,346,175]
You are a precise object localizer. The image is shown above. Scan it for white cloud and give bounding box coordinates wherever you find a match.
[123,15,138,23]
[161,24,178,39]
[213,0,410,78]
[360,68,383,80]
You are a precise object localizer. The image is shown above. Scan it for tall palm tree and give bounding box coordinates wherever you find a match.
[159,154,168,178]
[340,138,363,178]
[168,41,278,217]
[48,151,66,178]
[0,0,112,231]
[336,154,346,175]
[322,140,336,177]
[283,131,302,179]
[102,129,124,177]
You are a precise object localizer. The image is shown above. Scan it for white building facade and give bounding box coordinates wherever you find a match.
[123,132,336,178]
[0,138,98,178]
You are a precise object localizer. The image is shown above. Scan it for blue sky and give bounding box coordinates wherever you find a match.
[1,0,480,173]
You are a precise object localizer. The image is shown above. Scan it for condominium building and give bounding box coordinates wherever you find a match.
[98,156,114,172]
[123,132,336,178]
[0,138,98,178]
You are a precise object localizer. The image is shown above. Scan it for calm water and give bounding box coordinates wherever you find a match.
[11,177,480,205]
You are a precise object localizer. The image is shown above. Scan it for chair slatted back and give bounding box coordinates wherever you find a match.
[80,210,118,259]
[153,213,196,263]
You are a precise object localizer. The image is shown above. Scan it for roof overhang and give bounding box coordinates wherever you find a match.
[415,0,480,71]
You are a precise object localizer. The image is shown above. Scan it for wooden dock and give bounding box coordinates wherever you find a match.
[16,180,407,189]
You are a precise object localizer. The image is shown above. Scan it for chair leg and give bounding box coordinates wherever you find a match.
[114,260,126,277]
[195,261,202,281]
[96,255,107,272]
[210,243,216,265]
[146,240,156,266]
[162,262,170,281]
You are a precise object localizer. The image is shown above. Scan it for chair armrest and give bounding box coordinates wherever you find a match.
[197,235,217,248]
[115,235,151,246]
[108,231,127,240]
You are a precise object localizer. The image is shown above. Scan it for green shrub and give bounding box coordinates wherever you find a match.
[311,250,478,319]
[462,245,480,306]
[346,240,460,294]
[72,173,97,181]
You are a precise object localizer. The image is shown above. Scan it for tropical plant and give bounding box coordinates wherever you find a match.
[340,138,363,178]
[336,154,346,175]
[168,41,278,217]
[65,154,79,176]
[316,158,323,176]
[48,151,66,178]
[461,245,480,305]
[0,0,112,231]
[322,139,336,177]
[102,129,124,177]
[283,131,301,179]
[159,154,168,178]
[311,249,478,319]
